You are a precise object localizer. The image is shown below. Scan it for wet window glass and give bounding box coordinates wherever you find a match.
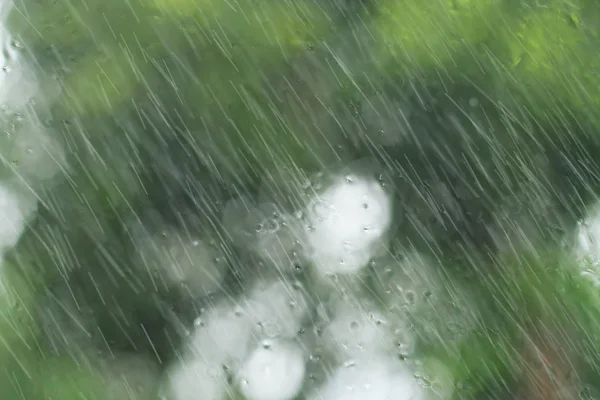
[1,0,600,399]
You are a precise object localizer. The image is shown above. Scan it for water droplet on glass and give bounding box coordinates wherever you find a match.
[265,218,279,232]
[261,340,272,350]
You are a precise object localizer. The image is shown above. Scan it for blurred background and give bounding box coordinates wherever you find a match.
[1,0,600,399]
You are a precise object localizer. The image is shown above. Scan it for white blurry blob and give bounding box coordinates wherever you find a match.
[236,338,306,400]
[577,210,600,262]
[0,4,62,183]
[187,278,309,375]
[176,282,309,400]
[0,183,36,252]
[164,358,229,400]
[0,33,38,110]
[0,114,65,182]
[304,175,392,275]
[575,207,600,286]
[308,357,424,400]
[135,229,228,297]
[243,278,310,339]
[320,300,398,363]
[187,301,253,370]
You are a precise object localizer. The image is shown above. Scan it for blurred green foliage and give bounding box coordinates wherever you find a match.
[2,0,600,399]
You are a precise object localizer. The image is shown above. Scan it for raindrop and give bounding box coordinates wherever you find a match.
[468,97,479,107]
[193,318,204,328]
[579,385,599,399]
[264,218,279,232]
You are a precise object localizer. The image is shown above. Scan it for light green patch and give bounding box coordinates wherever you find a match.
[374,0,500,73]
[61,48,142,116]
